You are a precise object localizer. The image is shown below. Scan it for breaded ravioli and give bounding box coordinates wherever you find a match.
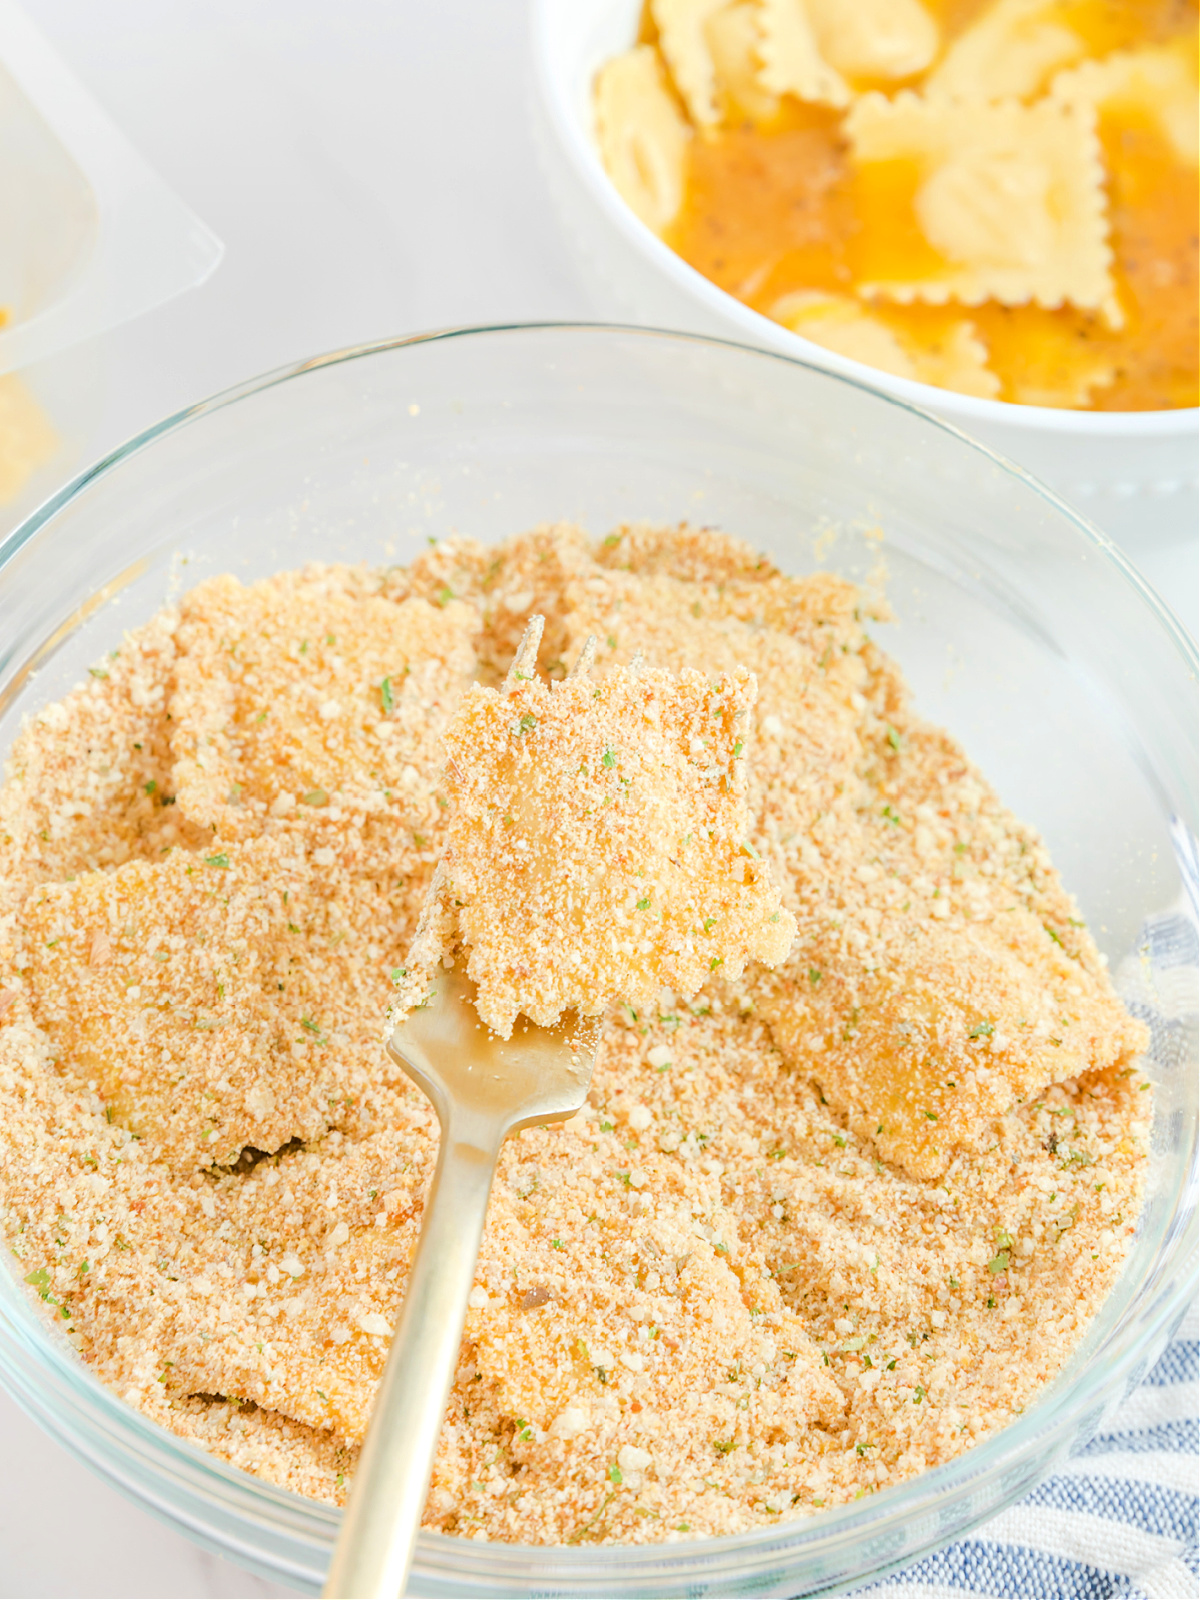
[169,568,476,838]
[23,836,416,1172]
[402,660,795,1036]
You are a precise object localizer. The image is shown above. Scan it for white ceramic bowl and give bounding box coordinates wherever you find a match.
[530,0,1199,549]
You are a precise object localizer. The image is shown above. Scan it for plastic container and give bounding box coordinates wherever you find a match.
[0,325,1194,1596]
[0,0,223,546]
[530,0,1200,550]
[0,0,222,377]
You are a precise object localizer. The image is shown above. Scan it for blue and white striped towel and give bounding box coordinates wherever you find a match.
[852,1299,1198,1600]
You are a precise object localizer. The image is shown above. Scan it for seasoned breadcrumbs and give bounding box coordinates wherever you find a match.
[0,523,1151,1546]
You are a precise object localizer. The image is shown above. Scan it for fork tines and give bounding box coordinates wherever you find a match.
[504,617,598,687]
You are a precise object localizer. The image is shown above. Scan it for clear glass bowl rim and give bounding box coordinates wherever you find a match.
[0,321,1195,1596]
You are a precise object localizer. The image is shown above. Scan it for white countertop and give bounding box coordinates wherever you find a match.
[2,4,1196,1596]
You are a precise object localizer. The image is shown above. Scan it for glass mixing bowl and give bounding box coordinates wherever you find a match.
[0,325,1195,1597]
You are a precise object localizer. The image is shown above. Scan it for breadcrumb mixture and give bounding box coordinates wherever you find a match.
[0,523,1150,1545]
[404,657,794,1036]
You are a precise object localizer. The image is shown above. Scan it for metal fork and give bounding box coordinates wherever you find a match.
[323,626,601,1599]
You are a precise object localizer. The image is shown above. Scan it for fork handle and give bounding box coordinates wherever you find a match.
[323,1129,499,1599]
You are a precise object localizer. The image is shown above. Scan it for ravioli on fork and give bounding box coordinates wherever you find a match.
[398,618,796,1037]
